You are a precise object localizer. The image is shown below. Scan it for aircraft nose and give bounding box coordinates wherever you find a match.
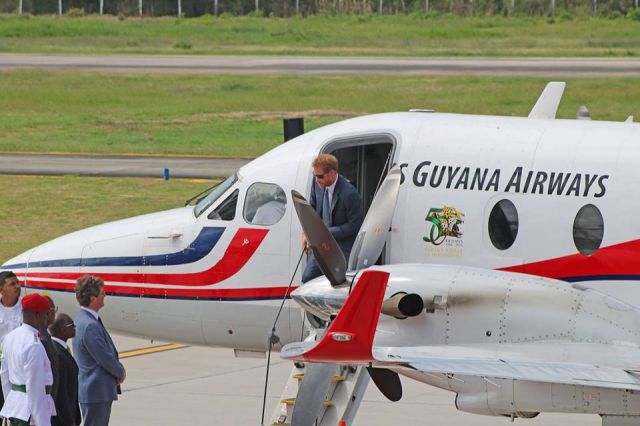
[2,248,35,272]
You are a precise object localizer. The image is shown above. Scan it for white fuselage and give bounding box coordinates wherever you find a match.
[3,111,640,352]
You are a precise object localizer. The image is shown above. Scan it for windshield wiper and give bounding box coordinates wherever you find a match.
[184,184,218,207]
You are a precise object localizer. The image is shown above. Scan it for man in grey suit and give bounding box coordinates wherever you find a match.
[302,153,364,283]
[73,276,125,426]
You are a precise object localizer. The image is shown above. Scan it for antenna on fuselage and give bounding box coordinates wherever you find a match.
[576,105,591,120]
[528,81,566,119]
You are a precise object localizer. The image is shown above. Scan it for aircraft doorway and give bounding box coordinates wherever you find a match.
[325,135,395,214]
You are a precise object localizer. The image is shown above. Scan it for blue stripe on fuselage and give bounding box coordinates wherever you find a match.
[3,227,225,270]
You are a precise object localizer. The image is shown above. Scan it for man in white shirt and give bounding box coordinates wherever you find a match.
[0,293,56,426]
[0,272,23,345]
[0,271,23,409]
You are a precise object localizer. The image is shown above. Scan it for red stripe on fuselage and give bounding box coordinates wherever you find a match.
[25,228,269,286]
[26,279,296,300]
[499,238,640,279]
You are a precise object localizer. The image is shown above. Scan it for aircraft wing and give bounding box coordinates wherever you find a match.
[281,269,640,393]
[373,345,640,391]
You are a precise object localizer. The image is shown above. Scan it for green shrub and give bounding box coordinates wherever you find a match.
[629,8,640,20]
[173,40,192,49]
[65,7,85,16]
[247,9,265,17]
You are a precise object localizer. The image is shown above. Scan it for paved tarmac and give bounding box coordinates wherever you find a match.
[0,153,249,179]
[111,332,601,426]
[1,54,640,76]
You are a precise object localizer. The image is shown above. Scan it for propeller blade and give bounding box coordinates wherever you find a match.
[291,190,346,286]
[366,367,403,402]
[290,362,341,426]
[348,166,402,271]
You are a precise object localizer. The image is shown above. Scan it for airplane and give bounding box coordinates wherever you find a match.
[2,81,640,425]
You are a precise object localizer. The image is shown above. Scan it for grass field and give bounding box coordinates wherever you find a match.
[1,70,639,156]
[0,175,213,262]
[0,14,639,57]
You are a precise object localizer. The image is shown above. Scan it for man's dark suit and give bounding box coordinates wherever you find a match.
[52,340,81,426]
[73,309,125,426]
[302,174,364,282]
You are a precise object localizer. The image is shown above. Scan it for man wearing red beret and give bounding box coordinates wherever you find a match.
[0,293,56,426]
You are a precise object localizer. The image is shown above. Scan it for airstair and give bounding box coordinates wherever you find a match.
[268,334,370,426]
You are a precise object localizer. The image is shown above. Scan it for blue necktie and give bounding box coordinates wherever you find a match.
[322,189,331,226]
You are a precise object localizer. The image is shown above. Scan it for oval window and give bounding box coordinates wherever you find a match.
[488,199,519,250]
[573,204,604,255]
[243,183,287,226]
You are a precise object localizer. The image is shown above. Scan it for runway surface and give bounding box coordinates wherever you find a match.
[111,333,601,425]
[2,54,640,76]
[0,153,248,179]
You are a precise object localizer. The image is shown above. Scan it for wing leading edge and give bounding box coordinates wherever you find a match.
[374,346,640,391]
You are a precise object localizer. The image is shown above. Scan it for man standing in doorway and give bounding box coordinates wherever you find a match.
[73,276,125,426]
[302,154,364,283]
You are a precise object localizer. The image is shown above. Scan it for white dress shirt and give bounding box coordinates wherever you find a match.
[0,323,56,425]
[51,336,67,350]
[80,306,99,320]
[0,296,22,346]
[325,177,337,206]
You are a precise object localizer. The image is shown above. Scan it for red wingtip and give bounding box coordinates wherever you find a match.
[301,270,390,364]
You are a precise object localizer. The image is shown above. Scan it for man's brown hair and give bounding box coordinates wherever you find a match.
[312,154,338,173]
[75,275,104,307]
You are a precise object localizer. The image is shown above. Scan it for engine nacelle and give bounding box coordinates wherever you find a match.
[454,392,538,419]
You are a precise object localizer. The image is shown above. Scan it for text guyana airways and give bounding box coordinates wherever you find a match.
[400,162,609,198]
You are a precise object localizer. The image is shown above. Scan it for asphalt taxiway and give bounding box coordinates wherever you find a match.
[0,153,248,179]
[2,54,640,77]
[111,333,601,425]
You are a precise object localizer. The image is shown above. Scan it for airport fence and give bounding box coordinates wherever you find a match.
[0,0,638,18]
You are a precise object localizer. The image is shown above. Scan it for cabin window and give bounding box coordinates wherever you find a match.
[194,174,237,217]
[573,204,604,255]
[244,183,287,226]
[488,199,519,250]
[208,189,239,221]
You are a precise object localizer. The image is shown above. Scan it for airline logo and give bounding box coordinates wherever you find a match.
[423,206,464,246]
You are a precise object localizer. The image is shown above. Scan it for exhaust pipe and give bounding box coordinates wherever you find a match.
[381,292,424,319]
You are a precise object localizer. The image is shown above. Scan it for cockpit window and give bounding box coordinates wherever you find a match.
[244,183,287,226]
[194,174,237,218]
[208,189,239,221]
